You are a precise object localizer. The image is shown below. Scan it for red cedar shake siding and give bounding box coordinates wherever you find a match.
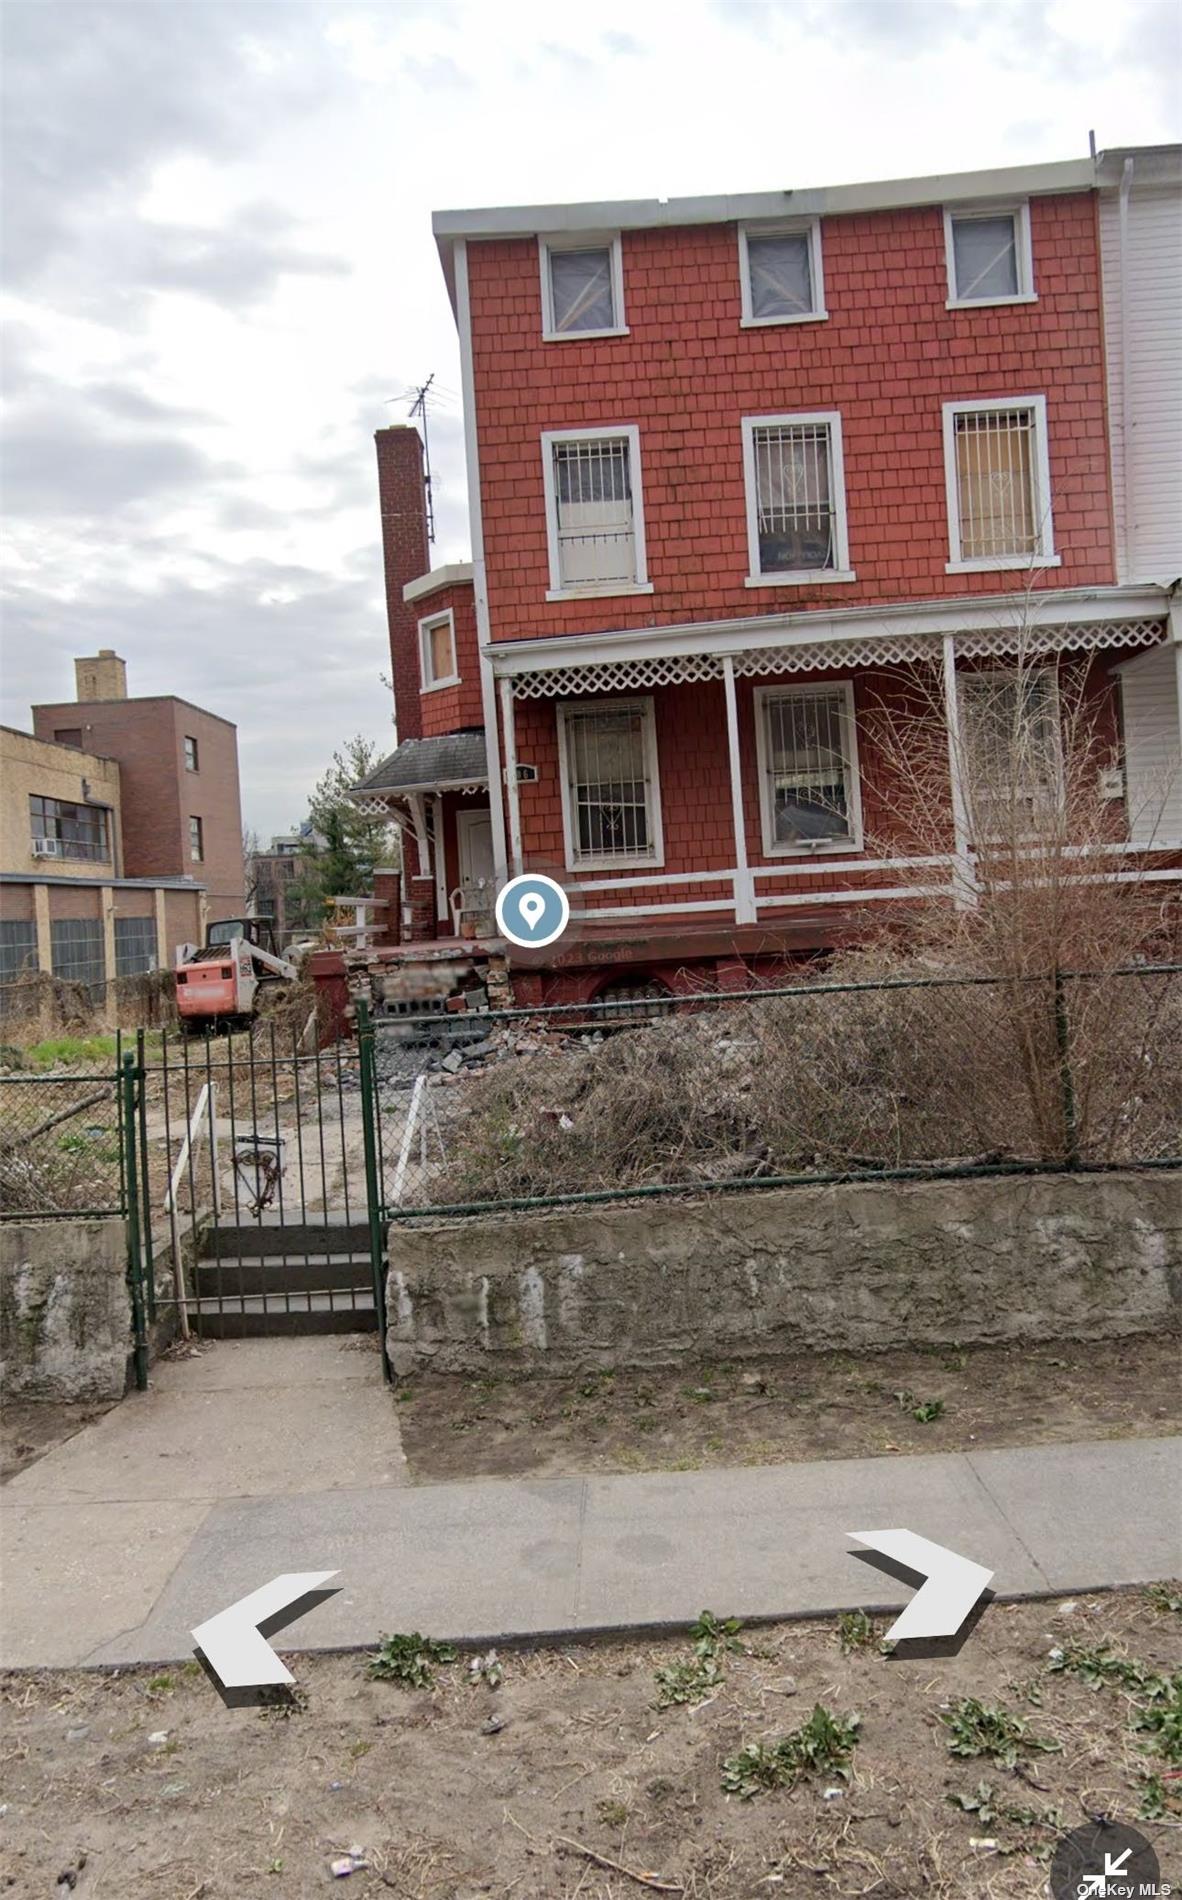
[467,193,1114,642]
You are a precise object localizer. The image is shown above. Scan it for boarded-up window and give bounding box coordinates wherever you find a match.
[420,612,457,687]
[953,408,1040,560]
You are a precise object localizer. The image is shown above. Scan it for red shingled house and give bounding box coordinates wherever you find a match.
[356,146,1181,1005]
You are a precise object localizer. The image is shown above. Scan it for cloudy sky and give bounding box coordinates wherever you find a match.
[2,0,1178,838]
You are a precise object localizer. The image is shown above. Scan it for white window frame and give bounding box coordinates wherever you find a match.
[541,424,653,600]
[738,218,827,327]
[741,411,854,587]
[754,680,863,858]
[418,608,460,692]
[958,664,1063,840]
[539,232,627,342]
[944,201,1036,309]
[942,393,1060,574]
[556,694,665,873]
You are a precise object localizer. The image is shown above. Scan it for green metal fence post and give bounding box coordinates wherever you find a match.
[136,1027,155,1321]
[356,999,391,1380]
[1053,968,1081,1169]
[122,1051,150,1390]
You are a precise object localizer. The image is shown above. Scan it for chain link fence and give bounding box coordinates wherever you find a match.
[0,1069,126,1218]
[365,963,1182,1219]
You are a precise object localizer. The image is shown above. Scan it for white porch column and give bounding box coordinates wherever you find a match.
[431,795,448,923]
[406,794,432,877]
[499,676,523,877]
[1171,595,1182,768]
[941,633,976,910]
[721,656,755,925]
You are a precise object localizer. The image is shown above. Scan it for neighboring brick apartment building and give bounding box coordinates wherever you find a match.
[357,147,1181,1001]
[1,651,245,1014]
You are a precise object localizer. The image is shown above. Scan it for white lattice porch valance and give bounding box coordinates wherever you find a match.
[508,618,1167,697]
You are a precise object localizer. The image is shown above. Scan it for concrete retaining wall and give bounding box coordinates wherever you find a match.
[0,1218,131,1401]
[386,1170,1181,1376]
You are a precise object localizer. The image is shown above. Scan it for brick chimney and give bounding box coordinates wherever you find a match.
[75,649,127,701]
[375,425,431,742]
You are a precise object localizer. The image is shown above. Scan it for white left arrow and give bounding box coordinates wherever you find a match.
[847,1530,992,1644]
[192,1571,338,1689]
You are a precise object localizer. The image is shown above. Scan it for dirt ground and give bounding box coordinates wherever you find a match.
[0,1399,116,1484]
[2,1591,1178,1898]
[393,1334,1182,1485]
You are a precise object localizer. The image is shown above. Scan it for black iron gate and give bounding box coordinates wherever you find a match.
[135,1023,384,1349]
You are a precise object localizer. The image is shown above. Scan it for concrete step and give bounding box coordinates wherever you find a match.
[201,1215,371,1259]
[193,1296,378,1339]
[193,1253,376,1296]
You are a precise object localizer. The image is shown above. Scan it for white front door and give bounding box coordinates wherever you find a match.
[457,811,495,896]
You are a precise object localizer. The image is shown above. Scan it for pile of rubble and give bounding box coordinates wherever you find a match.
[372,1016,606,1092]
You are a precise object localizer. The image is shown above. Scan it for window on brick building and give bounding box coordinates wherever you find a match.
[942,397,1059,571]
[540,235,625,338]
[542,427,651,597]
[189,815,204,862]
[418,608,459,690]
[54,728,83,748]
[755,683,862,855]
[557,697,664,870]
[184,735,199,771]
[739,221,825,324]
[944,203,1034,306]
[29,795,111,862]
[114,915,158,977]
[742,413,853,584]
[50,918,105,998]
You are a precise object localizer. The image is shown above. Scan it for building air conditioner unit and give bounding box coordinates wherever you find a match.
[32,837,64,858]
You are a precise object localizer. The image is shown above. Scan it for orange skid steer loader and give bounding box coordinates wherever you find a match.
[175,918,298,1033]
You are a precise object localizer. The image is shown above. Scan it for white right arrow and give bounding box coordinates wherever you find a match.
[192,1571,338,1689]
[847,1530,993,1644]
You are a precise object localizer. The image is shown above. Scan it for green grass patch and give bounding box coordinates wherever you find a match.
[722,1704,861,1799]
[366,1632,457,1689]
[940,1697,1062,1768]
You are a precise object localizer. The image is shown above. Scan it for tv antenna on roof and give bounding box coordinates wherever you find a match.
[408,374,437,544]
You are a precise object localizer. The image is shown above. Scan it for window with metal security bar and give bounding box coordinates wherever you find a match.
[114,915,158,978]
[29,794,111,862]
[944,203,1035,307]
[557,697,663,870]
[0,920,38,1009]
[50,917,105,998]
[739,222,825,325]
[419,609,459,690]
[542,427,650,597]
[540,236,625,339]
[742,413,853,585]
[958,667,1062,840]
[755,683,862,855]
[942,396,1058,572]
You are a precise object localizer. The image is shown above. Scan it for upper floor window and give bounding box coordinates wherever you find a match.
[419,609,459,691]
[942,396,1059,573]
[540,235,626,340]
[557,697,664,870]
[184,734,199,772]
[541,426,652,599]
[754,683,862,855]
[54,728,82,749]
[739,220,825,325]
[29,794,111,863]
[944,203,1034,307]
[742,412,853,586]
[189,815,204,863]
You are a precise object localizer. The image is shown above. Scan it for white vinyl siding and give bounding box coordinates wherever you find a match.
[557,697,663,871]
[942,396,1059,572]
[944,202,1035,307]
[739,220,826,325]
[754,682,862,855]
[1119,645,1182,845]
[539,234,626,340]
[742,413,853,585]
[1099,179,1182,583]
[541,426,651,598]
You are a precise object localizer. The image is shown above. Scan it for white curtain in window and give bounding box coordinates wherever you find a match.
[550,248,614,332]
[747,232,813,318]
[952,215,1019,300]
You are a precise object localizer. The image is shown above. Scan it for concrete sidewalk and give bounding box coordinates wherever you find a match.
[3,1336,1179,1667]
